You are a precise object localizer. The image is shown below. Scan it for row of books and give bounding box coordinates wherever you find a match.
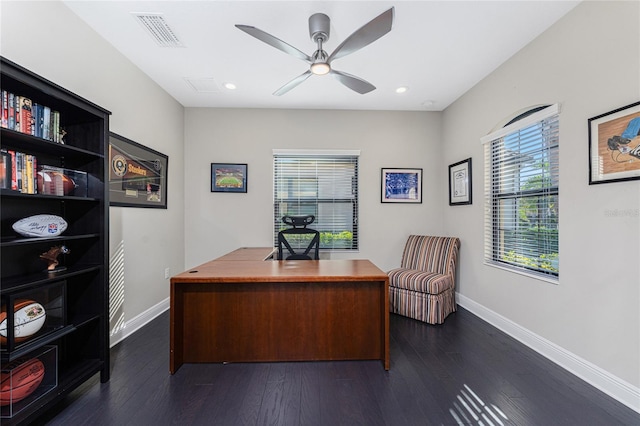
[0,150,38,194]
[0,90,63,143]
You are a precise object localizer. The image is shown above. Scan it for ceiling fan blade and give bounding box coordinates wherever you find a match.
[329,70,376,94]
[328,7,394,63]
[236,24,311,63]
[273,70,313,96]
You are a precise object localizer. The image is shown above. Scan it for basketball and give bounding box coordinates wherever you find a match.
[0,300,46,344]
[0,358,45,406]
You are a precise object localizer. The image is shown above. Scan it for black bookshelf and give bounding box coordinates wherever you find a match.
[0,57,110,425]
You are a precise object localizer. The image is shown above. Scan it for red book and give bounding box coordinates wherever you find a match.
[8,150,17,190]
[20,97,32,135]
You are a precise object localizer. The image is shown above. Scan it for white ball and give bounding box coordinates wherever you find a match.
[12,214,67,238]
[0,301,47,342]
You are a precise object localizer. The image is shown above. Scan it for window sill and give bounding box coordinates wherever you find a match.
[484,261,558,285]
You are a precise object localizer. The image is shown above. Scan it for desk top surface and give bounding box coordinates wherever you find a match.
[171,247,389,284]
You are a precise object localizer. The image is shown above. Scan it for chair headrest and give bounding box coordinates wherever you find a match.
[282,215,315,228]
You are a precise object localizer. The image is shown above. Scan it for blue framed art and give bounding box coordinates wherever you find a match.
[381,168,422,203]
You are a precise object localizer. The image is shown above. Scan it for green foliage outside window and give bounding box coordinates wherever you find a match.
[278,230,353,249]
[503,250,558,273]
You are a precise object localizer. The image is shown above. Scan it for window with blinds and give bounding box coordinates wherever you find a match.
[273,150,359,251]
[482,104,559,281]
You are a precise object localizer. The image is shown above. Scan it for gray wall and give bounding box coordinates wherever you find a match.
[1,1,186,342]
[184,108,443,271]
[442,0,639,390]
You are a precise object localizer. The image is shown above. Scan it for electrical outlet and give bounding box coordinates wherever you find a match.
[164,268,170,279]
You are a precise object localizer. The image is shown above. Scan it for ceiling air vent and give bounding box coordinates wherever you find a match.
[133,13,183,47]
[184,78,220,93]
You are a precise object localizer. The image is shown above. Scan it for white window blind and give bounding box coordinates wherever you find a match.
[273,151,359,251]
[483,104,560,280]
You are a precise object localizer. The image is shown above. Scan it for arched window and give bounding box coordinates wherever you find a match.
[481,104,559,281]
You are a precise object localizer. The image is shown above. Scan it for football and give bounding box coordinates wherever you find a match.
[0,358,45,406]
[12,214,67,238]
[0,300,46,344]
[36,170,77,196]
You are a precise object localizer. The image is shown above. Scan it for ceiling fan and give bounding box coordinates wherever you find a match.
[236,7,394,96]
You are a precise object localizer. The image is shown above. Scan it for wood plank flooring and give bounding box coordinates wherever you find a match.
[36,307,640,425]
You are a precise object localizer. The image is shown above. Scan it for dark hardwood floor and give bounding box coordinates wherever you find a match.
[36,307,639,425]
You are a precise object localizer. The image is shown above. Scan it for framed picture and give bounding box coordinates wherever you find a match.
[381,168,422,203]
[449,158,472,205]
[211,163,247,193]
[109,132,168,208]
[588,101,640,184]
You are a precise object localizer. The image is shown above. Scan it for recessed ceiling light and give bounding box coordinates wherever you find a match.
[395,86,408,94]
[224,82,237,90]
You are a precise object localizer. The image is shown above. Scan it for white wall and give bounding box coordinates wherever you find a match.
[184,108,443,271]
[0,1,186,342]
[442,0,639,393]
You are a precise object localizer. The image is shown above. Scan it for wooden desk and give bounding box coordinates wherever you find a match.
[170,248,389,373]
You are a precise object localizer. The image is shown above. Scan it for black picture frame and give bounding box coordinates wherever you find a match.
[211,163,247,193]
[588,101,640,184]
[449,158,472,205]
[108,132,168,208]
[381,168,422,203]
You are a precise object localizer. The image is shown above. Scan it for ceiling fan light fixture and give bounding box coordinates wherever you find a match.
[311,62,331,75]
[310,48,330,75]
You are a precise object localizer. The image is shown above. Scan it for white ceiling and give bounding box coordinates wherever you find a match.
[63,1,580,111]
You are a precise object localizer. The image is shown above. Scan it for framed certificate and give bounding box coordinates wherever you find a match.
[449,158,472,205]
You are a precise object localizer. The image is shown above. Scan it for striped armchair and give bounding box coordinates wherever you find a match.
[388,235,461,324]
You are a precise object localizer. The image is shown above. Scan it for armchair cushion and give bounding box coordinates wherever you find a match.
[387,269,453,295]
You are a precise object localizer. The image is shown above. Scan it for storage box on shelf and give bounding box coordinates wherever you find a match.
[0,346,57,419]
[1,281,66,356]
[0,56,110,424]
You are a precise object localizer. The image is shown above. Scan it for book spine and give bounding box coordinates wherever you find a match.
[0,150,10,189]
[1,90,7,128]
[8,93,15,130]
[26,154,34,194]
[32,155,38,193]
[33,103,42,138]
[8,150,17,190]
[53,111,60,143]
[14,96,21,131]
[16,152,23,192]
[20,97,33,135]
[43,106,51,141]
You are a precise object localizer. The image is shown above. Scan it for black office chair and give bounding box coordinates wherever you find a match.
[277,215,320,260]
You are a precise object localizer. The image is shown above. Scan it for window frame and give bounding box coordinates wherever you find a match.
[481,104,560,283]
[273,149,360,252]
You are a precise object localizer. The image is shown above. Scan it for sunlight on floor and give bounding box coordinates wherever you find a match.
[449,384,509,426]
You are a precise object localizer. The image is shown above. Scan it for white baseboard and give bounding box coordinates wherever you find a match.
[109,297,170,348]
[457,293,640,414]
